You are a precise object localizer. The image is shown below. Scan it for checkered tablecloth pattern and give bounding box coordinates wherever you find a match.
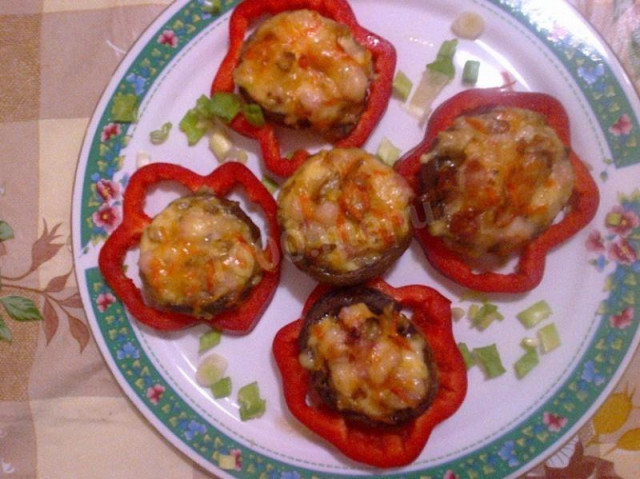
[1,1,639,477]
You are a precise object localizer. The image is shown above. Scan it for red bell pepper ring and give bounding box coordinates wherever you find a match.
[395,88,600,293]
[98,161,281,333]
[272,278,467,468]
[211,0,396,177]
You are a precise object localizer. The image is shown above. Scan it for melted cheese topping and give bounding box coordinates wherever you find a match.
[300,302,430,424]
[278,148,413,273]
[138,195,264,316]
[233,9,373,139]
[421,106,575,258]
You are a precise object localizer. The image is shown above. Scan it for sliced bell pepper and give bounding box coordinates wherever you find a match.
[395,87,600,293]
[211,0,396,177]
[272,278,467,468]
[98,161,281,333]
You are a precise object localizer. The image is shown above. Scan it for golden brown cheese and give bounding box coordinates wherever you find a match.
[299,301,431,424]
[277,148,414,275]
[421,106,575,258]
[233,9,373,139]
[138,194,265,317]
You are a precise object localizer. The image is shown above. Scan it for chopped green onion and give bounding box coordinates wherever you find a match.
[472,344,506,379]
[514,347,539,379]
[209,92,242,123]
[179,108,208,146]
[261,175,279,194]
[392,70,413,101]
[470,302,504,331]
[198,329,222,354]
[427,39,458,79]
[517,300,552,329]
[537,323,561,353]
[211,376,232,399]
[242,103,265,126]
[521,336,538,350]
[377,137,402,166]
[111,93,138,123]
[462,60,480,84]
[238,381,266,421]
[467,303,480,321]
[209,126,233,160]
[457,342,476,370]
[149,122,172,145]
[195,353,228,387]
[202,0,222,15]
[436,39,458,59]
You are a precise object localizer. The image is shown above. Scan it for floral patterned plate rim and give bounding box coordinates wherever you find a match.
[72,0,640,478]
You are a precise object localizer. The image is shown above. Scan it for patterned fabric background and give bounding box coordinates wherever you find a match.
[0,0,639,478]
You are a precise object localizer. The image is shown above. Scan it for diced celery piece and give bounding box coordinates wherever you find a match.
[377,137,402,166]
[457,342,476,370]
[211,376,232,399]
[198,329,222,354]
[472,344,506,379]
[238,381,266,421]
[111,93,138,123]
[538,323,561,353]
[462,60,480,84]
[392,71,413,101]
[195,353,228,387]
[517,300,553,329]
[514,348,539,379]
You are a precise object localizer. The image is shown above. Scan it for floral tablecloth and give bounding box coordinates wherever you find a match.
[1,0,639,478]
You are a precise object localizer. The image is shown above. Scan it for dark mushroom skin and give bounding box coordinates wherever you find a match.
[298,286,438,428]
[138,193,266,318]
[277,148,414,286]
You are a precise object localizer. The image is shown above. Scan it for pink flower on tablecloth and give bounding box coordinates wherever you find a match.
[146,384,165,404]
[606,206,640,237]
[543,412,567,432]
[585,230,605,253]
[101,122,121,142]
[96,292,116,312]
[230,449,242,470]
[608,238,638,265]
[158,30,178,48]
[92,202,121,233]
[96,178,121,203]
[610,307,634,330]
[609,113,632,136]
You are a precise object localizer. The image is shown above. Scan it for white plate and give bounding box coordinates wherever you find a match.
[72,0,640,477]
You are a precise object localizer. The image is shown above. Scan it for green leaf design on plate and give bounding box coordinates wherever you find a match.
[0,221,14,242]
[0,296,43,322]
[0,316,12,342]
